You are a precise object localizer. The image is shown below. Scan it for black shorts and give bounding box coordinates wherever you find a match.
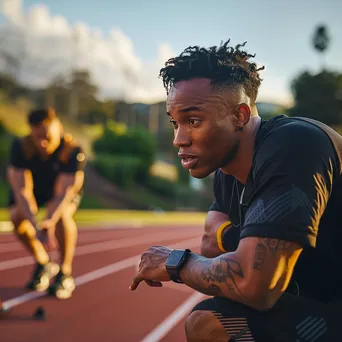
[191,294,342,341]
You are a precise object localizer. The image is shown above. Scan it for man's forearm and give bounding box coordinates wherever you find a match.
[179,252,247,303]
[46,190,75,224]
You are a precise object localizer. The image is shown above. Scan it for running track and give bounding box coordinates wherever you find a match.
[0,224,210,342]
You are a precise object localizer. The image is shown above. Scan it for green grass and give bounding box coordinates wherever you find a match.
[0,208,206,230]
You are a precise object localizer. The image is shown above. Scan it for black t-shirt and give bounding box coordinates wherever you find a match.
[8,135,86,199]
[210,115,342,303]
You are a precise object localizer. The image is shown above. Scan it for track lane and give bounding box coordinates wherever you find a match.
[0,225,205,342]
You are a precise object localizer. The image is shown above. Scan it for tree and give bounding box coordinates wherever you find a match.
[45,69,98,119]
[312,25,330,70]
[289,70,342,125]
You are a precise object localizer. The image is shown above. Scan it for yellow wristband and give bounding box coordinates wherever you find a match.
[216,221,231,253]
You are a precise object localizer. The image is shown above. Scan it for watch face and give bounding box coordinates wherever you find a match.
[166,250,184,267]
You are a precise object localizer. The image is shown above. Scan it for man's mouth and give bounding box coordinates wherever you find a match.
[178,154,200,170]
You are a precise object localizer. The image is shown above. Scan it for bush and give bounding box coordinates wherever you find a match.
[145,176,177,198]
[92,122,157,183]
[92,154,143,189]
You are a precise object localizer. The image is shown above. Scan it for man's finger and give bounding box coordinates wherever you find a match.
[129,275,143,291]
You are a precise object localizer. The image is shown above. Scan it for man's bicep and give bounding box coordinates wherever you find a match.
[205,210,230,233]
[60,147,86,174]
[9,137,29,166]
[7,167,33,194]
[236,236,303,302]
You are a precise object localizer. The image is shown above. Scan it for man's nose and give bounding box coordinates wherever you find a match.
[173,126,191,148]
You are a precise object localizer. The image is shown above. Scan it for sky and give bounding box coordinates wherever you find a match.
[0,0,341,106]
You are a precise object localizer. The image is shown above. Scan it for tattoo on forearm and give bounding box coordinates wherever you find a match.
[181,238,296,304]
[207,284,225,297]
[182,254,245,300]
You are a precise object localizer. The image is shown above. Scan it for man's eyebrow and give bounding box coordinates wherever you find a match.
[180,106,202,113]
[167,106,202,116]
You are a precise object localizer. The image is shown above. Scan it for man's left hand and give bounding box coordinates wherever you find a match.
[130,246,173,291]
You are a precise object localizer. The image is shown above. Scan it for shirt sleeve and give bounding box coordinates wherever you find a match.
[59,147,86,173]
[240,122,339,248]
[8,138,29,169]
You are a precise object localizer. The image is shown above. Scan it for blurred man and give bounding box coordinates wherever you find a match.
[7,108,86,299]
[130,40,342,341]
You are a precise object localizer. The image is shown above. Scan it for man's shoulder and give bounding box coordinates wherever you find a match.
[12,135,36,160]
[58,134,85,164]
[256,115,340,153]
[254,115,342,177]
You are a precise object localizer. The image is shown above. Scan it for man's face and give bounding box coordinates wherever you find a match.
[167,78,242,178]
[30,119,61,154]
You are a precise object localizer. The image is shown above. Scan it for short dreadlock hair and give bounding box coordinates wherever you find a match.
[159,39,264,104]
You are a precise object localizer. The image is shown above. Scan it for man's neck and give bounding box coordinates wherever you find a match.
[221,116,262,184]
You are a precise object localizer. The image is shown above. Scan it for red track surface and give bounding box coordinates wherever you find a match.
[0,225,209,342]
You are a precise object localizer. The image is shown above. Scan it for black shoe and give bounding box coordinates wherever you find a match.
[26,262,60,292]
[48,271,75,299]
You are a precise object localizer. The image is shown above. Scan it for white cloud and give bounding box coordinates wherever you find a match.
[0,0,174,104]
[0,0,292,107]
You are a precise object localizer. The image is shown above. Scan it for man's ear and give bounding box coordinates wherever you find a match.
[234,103,251,131]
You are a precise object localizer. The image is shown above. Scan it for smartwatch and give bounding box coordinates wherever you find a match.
[165,249,192,283]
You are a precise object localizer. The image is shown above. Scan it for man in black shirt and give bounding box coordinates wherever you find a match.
[130,40,342,340]
[7,108,86,299]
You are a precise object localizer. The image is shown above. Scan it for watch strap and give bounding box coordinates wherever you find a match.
[167,249,192,283]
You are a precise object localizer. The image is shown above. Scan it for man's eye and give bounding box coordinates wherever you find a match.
[189,119,200,126]
[170,119,177,127]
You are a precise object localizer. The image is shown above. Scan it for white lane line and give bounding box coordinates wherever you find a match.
[140,292,205,342]
[2,236,201,311]
[0,231,200,271]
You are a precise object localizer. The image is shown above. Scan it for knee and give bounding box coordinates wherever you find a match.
[185,310,228,342]
[56,206,77,229]
[9,207,36,237]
